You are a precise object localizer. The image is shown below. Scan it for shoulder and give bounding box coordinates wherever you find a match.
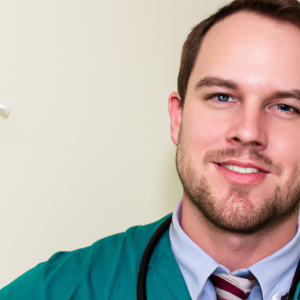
[0,214,171,300]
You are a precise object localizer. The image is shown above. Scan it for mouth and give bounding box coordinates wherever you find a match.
[213,160,270,185]
[215,163,269,174]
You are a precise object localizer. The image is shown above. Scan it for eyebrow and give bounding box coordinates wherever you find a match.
[271,90,300,102]
[195,76,238,90]
[195,76,300,102]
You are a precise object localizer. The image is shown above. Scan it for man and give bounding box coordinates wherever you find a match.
[2,0,300,299]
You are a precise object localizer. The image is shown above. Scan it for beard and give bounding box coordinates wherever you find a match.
[176,138,300,234]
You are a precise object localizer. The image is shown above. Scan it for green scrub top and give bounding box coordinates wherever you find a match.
[0,214,191,300]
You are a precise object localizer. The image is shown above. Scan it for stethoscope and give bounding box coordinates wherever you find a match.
[136,214,300,300]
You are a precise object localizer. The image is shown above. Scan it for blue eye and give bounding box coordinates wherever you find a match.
[207,93,234,103]
[217,94,229,101]
[278,104,299,114]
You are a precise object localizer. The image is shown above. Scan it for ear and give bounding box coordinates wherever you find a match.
[169,92,183,146]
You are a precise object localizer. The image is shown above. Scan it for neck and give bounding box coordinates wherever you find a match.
[180,194,299,272]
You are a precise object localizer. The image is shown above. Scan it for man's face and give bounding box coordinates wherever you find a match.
[171,12,300,233]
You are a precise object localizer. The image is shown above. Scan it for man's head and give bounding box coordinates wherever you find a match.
[177,0,300,103]
[169,0,300,234]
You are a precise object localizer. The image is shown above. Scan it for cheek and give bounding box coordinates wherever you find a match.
[268,129,300,175]
[263,116,300,184]
[182,106,229,150]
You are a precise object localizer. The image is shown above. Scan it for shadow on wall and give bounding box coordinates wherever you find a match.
[159,146,183,214]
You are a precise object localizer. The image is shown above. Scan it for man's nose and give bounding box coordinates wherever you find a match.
[225,103,267,151]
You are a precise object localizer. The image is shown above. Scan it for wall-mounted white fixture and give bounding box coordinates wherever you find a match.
[0,100,10,119]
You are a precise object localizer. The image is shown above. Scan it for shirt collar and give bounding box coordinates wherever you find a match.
[169,199,300,300]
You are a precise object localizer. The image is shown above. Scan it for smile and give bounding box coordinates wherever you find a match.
[214,162,270,185]
[220,164,260,174]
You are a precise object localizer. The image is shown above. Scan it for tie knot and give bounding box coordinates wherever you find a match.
[210,273,259,300]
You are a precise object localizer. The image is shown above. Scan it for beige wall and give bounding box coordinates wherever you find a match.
[0,0,227,288]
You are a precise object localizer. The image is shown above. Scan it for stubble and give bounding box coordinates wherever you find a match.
[176,140,300,234]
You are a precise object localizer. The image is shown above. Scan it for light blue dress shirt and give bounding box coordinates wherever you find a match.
[169,200,300,300]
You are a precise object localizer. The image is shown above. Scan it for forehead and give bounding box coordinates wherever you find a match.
[187,11,300,94]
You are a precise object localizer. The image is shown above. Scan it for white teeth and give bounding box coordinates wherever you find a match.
[240,167,246,174]
[246,168,254,174]
[222,165,260,174]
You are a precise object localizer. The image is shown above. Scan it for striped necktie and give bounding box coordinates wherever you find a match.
[210,273,259,300]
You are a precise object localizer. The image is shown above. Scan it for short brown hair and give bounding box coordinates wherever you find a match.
[178,0,300,102]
